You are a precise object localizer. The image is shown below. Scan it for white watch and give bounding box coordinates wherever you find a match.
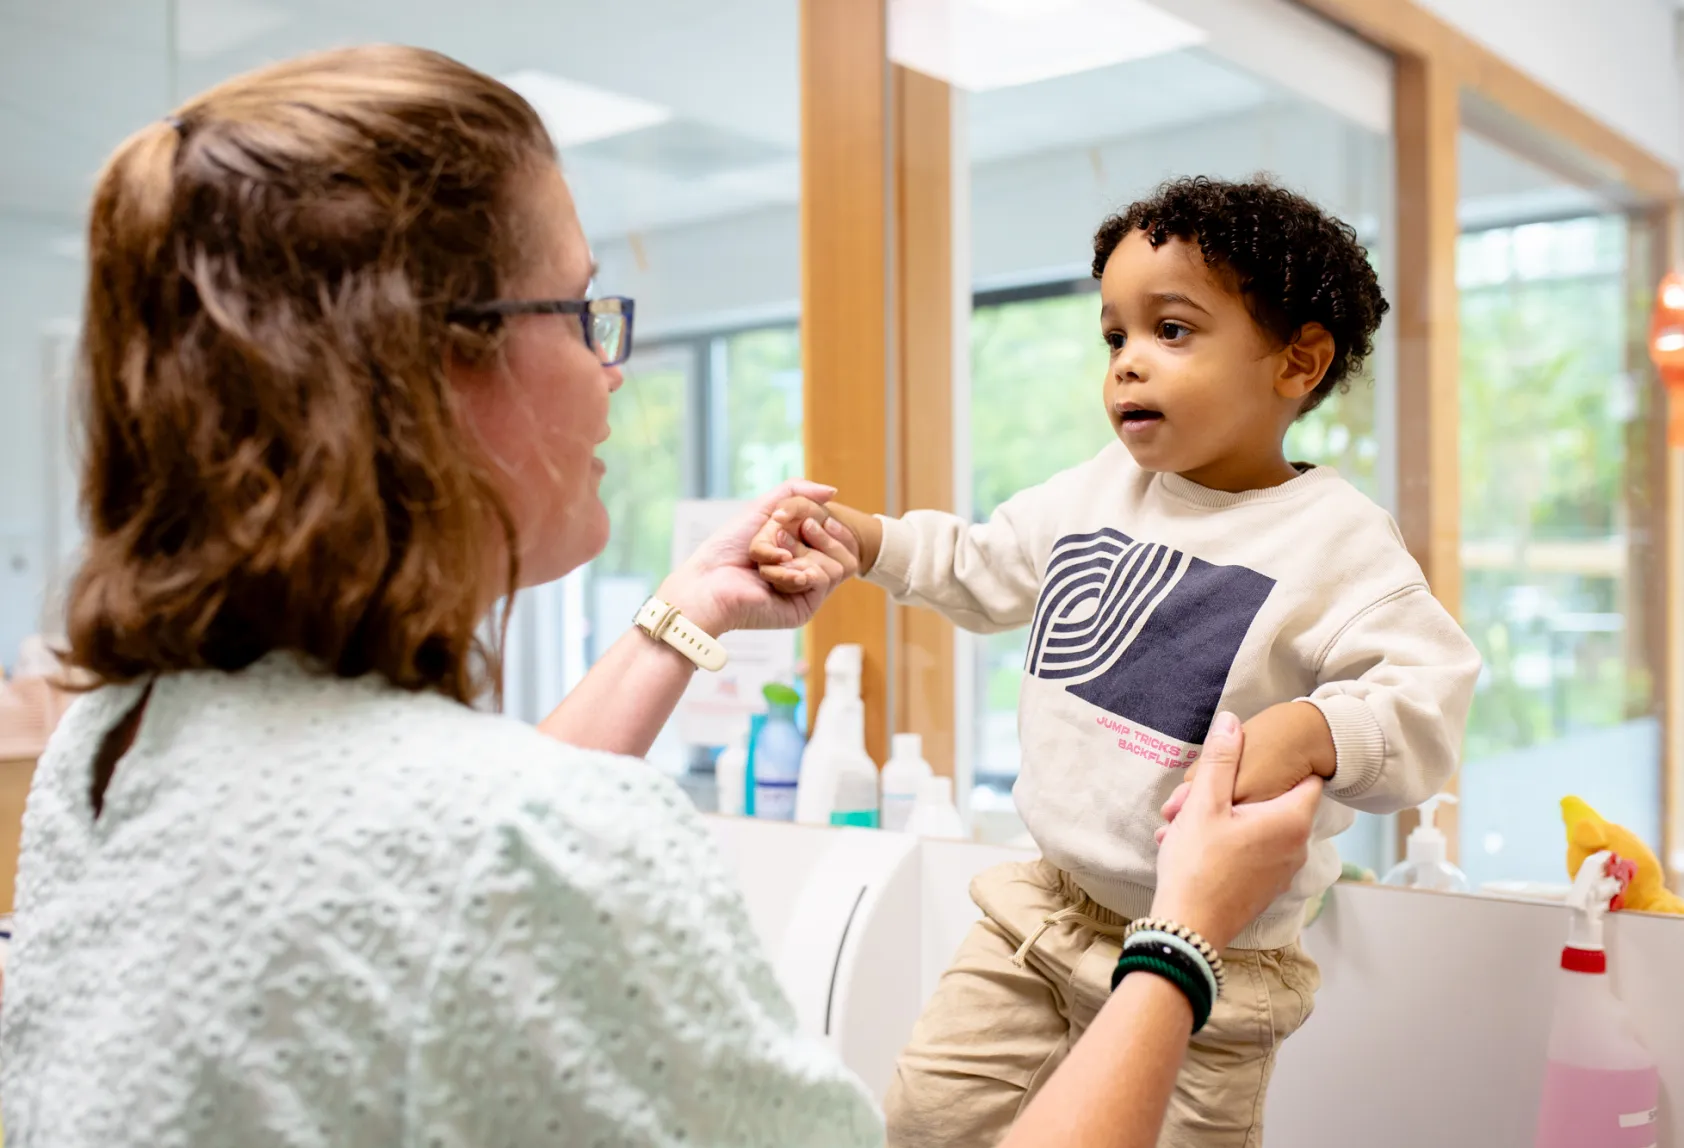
[633,597,728,672]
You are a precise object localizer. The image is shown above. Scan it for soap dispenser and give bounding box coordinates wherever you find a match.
[1381,793,1471,892]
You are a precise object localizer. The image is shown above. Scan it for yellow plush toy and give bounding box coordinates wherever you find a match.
[1562,795,1684,915]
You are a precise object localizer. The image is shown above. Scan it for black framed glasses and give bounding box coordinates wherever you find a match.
[448,296,636,367]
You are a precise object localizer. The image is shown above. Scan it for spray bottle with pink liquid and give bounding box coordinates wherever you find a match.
[1533,849,1659,1148]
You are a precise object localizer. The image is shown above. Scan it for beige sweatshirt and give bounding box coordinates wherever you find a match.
[866,443,1481,948]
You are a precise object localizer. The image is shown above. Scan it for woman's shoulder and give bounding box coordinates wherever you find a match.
[48,655,696,856]
[256,662,698,844]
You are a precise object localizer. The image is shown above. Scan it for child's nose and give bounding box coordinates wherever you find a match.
[1113,352,1146,382]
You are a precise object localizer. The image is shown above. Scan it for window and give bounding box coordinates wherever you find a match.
[967,287,1113,808]
[587,347,694,667]
[1454,193,1664,887]
[716,326,805,497]
[520,323,803,775]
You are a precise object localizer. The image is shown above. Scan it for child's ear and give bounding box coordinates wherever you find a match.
[1275,322,1336,402]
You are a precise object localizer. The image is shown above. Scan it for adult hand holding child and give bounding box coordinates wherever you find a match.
[1002,712,1323,1148]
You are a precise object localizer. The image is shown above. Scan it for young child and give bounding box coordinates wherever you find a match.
[753,177,1482,1148]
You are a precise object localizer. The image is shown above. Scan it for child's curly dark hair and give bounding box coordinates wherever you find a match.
[1091,176,1389,415]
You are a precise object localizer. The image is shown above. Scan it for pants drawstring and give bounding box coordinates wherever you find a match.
[1011,905,1132,968]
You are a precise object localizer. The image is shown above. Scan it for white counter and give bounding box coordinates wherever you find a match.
[708,816,1684,1146]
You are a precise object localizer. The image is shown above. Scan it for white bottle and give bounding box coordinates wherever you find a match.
[794,645,881,828]
[1381,793,1471,892]
[715,733,748,817]
[881,733,934,832]
[904,775,966,839]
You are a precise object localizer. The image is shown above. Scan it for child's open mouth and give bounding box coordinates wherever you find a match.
[1117,407,1165,434]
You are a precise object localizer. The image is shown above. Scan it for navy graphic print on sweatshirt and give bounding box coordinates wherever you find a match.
[1027,529,1275,746]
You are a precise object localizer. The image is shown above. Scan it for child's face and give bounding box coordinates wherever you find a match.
[1098,231,1327,490]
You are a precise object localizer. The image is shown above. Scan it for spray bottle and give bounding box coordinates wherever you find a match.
[1533,850,1658,1148]
[793,645,880,828]
[1381,793,1470,892]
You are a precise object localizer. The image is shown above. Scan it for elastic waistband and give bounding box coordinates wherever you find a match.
[1067,868,1305,951]
[1048,863,1132,929]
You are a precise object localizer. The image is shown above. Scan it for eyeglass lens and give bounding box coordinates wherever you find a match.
[590,310,627,365]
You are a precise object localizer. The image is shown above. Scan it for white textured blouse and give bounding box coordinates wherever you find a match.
[0,654,882,1147]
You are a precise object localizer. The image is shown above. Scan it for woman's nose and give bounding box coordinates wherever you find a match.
[605,364,625,393]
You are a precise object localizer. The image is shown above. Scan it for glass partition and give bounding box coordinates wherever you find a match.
[1454,128,1666,888]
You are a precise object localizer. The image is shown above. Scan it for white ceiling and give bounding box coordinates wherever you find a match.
[0,0,1598,256]
[0,0,803,236]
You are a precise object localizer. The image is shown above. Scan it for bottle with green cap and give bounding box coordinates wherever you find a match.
[752,681,806,821]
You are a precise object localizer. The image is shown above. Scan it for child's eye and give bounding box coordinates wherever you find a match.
[1159,321,1191,342]
[1104,331,1126,351]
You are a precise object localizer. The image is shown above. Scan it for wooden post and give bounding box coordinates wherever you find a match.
[801,0,892,763]
[1392,53,1463,858]
[892,63,957,778]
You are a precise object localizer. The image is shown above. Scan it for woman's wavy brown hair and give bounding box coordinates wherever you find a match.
[66,45,556,704]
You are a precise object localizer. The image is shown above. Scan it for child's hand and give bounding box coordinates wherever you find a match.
[748,496,860,596]
[1159,702,1334,826]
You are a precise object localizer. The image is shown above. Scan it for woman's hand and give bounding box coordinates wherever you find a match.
[1150,712,1322,952]
[656,480,860,636]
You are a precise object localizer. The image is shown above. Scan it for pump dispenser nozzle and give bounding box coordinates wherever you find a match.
[1381,792,1471,892]
[1407,793,1456,865]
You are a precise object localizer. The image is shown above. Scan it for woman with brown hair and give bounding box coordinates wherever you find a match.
[1,44,872,1146]
[0,44,1322,1148]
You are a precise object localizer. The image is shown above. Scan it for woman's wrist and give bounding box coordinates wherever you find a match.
[1142,898,1232,956]
[653,575,732,638]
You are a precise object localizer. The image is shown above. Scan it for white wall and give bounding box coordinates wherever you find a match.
[1419,0,1682,171]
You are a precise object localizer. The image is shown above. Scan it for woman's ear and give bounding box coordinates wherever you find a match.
[1275,322,1336,402]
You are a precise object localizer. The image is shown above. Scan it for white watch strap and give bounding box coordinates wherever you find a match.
[634,597,728,672]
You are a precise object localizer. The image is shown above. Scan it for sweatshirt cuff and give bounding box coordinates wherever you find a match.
[1304,694,1388,800]
[863,514,915,595]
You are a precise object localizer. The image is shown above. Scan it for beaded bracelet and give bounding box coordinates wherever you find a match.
[1123,917,1226,989]
[1126,929,1220,1005]
[1111,952,1213,1033]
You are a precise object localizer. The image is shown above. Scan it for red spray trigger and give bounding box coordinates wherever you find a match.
[1604,852,1636,912]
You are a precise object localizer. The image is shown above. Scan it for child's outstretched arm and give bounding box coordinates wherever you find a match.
[748,474,1065,634]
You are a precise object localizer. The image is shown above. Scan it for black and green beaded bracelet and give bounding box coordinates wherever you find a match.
[1111,951,1214,1034]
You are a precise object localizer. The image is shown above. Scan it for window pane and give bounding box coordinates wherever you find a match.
[722,326,804,498]
[0,3,174,668]
[1455,174,1663,886]
[969,292,1114,811]
[1286,339,1384,500]
[589,351,692,661]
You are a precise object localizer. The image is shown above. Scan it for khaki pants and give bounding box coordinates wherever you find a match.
[885,860,1319,1148]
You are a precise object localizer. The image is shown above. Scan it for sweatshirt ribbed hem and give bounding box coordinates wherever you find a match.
[1157,465,1339,510]
[1309,693,1389,801]
[863,514,916,594]
[1072,874,1307,951]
